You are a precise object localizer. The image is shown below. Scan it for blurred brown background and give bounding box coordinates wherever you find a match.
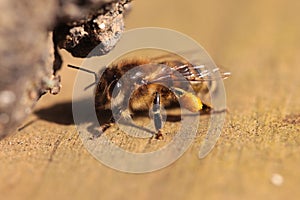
[1,0,300,199]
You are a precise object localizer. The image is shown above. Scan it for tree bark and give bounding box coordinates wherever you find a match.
[0,0,131,138]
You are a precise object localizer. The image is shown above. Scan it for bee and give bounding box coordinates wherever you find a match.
[68,52,230,139]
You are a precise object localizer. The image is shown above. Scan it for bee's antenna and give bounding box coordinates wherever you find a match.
[68,64,98,82]
[67,64,99,90]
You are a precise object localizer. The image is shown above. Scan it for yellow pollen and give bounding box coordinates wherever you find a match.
[180,93,203,112]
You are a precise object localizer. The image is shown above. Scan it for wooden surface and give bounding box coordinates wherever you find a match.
[1,0,300,199]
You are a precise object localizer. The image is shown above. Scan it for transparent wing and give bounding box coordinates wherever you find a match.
[148,63,230,84]
[173,64,231,82]
[150,50,231,83]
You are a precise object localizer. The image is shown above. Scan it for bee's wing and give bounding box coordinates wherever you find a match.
[174,64,230,82]
[148,63,230,107]
[150,64,230,83]
[175,64,231,106]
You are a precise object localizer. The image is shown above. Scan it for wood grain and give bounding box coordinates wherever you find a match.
[1,0,300,199]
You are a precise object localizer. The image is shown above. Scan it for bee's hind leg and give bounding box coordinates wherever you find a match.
[170,87,203,112]
[152,92,163,139]
[200,103,213,114]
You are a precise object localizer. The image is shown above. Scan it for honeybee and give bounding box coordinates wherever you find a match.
[69,51,230,139]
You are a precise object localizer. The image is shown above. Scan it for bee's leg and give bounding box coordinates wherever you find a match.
[95,106,134,138]
[88,116,114,139]
[170,87,203,112]
[152,92,163,139]
[87,122,112,139]
[100,119,114,132]
[95,109,115,134]
[200,103,213,114]
[171,88,228,114]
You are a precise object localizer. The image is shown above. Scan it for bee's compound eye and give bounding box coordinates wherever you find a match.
[110,80,122,98]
